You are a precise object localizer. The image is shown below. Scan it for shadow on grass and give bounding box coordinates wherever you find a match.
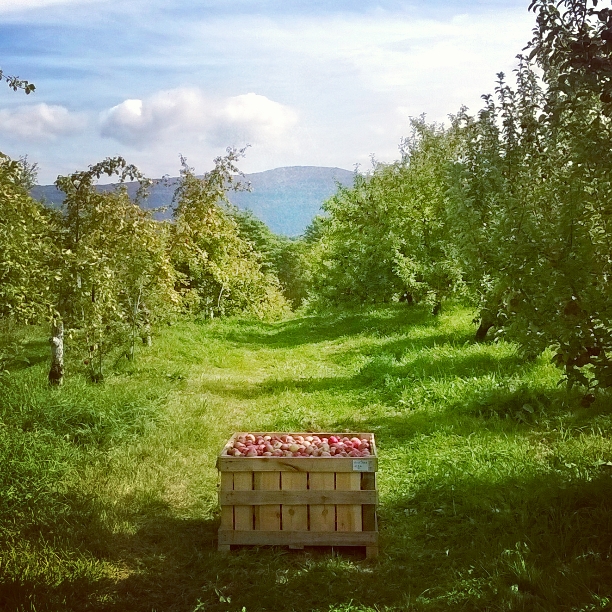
[360,385,578,444]
[5,462,612,612]
[378,466,612,610]
[3,412,611,611]
[210,304,440,350]
[1,338,49,372]
[0,488,409,612]
[0,493,220,612]
[198,339,527,411]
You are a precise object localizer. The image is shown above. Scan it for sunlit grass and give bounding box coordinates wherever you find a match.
[1,303,611,611]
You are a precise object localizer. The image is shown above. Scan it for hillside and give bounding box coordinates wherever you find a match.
[30,165,354,237]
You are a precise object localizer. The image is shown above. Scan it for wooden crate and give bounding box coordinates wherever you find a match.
[217,432,379,558]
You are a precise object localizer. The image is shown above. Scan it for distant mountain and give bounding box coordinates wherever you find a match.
[30,166,355,237]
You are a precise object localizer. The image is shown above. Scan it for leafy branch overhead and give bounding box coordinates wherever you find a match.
[527,0,612,104]
[0,68,35,94]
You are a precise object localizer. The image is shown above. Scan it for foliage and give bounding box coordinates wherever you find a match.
[447,63,546,335]
[522,0,612,390]
[0,67,35,94]
[306,168,407,306]
[0,152,56,323]
[306,119,464,311]
[170,150,288,319]
[527,0,612,105]
[391,117,466,311]
[448,2,612,392]
[231,208,309,308]
[54,157,179,380]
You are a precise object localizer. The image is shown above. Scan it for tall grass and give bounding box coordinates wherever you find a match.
[1,304,611,611]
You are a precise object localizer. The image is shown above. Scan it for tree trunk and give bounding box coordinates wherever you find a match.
[475,317,495,342]
[48,320,64,386]
[140,302,152,347]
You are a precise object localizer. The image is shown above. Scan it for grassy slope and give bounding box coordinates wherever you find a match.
[1,304,611,611]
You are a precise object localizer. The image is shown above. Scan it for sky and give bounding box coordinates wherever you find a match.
[0,0,536,184]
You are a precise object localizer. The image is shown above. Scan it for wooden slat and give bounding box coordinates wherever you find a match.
[281,472,308,531]
[362,505,377,532]
[220,473,234,530]
[233,472,253,531]
[336,472,362,532]
[220,490,377,506]
[309,472,335,532]
[361,472,377,533]
[369,436,378,461]
[254,471,281,531]
[218,457,377,473]
[365,545,378,559]
[218,529,378,547]
[366,513,379,558]
[361,472,376,490]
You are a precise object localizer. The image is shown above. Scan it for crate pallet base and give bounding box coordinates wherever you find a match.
[218,529,379,558]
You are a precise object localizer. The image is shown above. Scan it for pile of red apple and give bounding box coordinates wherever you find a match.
[223,433,372,458]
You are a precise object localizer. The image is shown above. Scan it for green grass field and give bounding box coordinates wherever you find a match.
[1,303,611,611]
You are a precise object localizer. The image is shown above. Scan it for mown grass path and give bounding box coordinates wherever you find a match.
[1,304,612,611]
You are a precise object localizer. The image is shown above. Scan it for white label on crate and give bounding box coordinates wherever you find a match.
[352,459,374,472]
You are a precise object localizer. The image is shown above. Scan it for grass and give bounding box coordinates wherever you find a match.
[1,303,611,611]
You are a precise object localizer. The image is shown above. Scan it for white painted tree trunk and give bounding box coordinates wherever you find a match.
[48,320,64,386]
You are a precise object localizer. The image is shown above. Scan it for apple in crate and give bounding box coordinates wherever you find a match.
[223,433,371,457]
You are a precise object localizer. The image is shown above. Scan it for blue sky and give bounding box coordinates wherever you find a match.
[1,0,534,183]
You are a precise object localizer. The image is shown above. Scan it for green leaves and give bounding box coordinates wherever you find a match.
[450,5,612,393]
[0,152,57,324]
[170,150,287,320]
[0,68,35,94]
[51,158,180,380]
[306,119,464,311]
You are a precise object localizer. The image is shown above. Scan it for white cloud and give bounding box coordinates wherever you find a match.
[329,12,531,98]
[213,92,298,146]
[99,88,211,146]
[180,9,532,109]
[4,2,537,182]
[161,8,533,170]
[0,103,86,140]
[99,88,298,149]
[0,0,99,13]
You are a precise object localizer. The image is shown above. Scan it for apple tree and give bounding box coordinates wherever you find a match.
[0,152,56,324]
[53,157,179,382]
[306,118,463,312]
[450,10,612,395]
[170,149,287,319]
